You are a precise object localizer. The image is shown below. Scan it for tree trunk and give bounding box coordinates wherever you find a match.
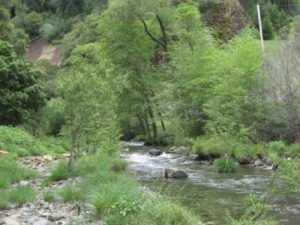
[148,105,158,139]
[144,111,152,139]
[137,114,147,136]
[68,127,79,169]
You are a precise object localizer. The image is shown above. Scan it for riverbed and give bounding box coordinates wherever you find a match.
[121,142,300,225]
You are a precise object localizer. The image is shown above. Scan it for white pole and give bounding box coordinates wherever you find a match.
[257,4,265,52]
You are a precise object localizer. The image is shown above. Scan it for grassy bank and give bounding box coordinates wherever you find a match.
[0,126,68,157]
[47,154,203,225]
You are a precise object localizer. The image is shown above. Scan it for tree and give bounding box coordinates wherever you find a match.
[0,6,28,55]
[0,41,46,125]
[204,31,263,142]
[99,0,175,141]
[263,40,300,142]
[59,43,121,167]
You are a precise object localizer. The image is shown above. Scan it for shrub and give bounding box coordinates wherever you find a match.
[287,144,300,155]
[59,186,82,203]
[117,201,202,225]
[90,177,139,216]
[110,158,128,172]
[41,98,66,136]
[0,126,44,156]
[9,185,36,205]
[192,136,229,156]
[49,161,71,182]
[43,192,55,202]
[0,41,46,125]
[213,157,238,173]
[15,12,43,37]
[268,141,286,154]
[0,193,9,209]
[0,157,36,188]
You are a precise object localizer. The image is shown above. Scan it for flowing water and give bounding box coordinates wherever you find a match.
[121,142,300,225]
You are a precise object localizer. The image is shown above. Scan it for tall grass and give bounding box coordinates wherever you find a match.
[47,153,203,224]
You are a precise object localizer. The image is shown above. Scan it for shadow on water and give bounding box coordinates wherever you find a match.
[121,142,300,225]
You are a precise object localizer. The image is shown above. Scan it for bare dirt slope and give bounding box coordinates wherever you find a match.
[27,38,63,65]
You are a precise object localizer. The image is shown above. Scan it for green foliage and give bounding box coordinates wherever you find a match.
[204,31,262,139]
[41,98,66,136]
[59,42,121,160]
[49,161,71,182]
[0,41,46,125]
[0,195,9,209]
[110,158,128,172]
[0,157,36,188]
[115,200,203,225]
[227,194,277,225]
[268,141,286,154]
[43,192,55,202]
[59,186,83,202]
[213,157,238,173]
[0,126,66,156]
[9,185,36,205]
[0,7,28,55]
[262,14,276,40]
[14,12,43,37]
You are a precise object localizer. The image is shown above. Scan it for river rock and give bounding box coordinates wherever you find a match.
[254,159,264,167]
[0,218,22,225]
[164,169,188,179]
[173,146,189,156]
[149,149,163,156]
[32,219,54,225]
[237,157,251,165]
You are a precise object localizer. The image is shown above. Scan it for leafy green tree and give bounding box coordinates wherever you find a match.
[99,0,175,140]
[59,43,121,167]
[262,13,275,40]
[14,11,43,37]
[0,41,46,125]
[204,31,263,141]
[0,6,28,55]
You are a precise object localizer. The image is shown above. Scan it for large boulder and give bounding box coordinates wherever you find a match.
[149,149,163,156]
[254,159,264,167]
[164,169,188,179]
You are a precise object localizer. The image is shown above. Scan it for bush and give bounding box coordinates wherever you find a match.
[287,144,300,156]
[14,12,43,37]
[0,40,46,125]
[9,185,36,205]
[41,98,66,136]
[91,177,139,216]
[0,193,9,209]
[43,192,55,202]
[213,157,238,173]
[115,201,202,225]
[268,141,286,154]
[192,136,229,156]
[0,157,36,188]
[110,158,128,172]
[49,161,71,182]
[0,126,42,156]
[59,186,82,203]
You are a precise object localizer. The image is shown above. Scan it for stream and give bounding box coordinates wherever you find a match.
[121,142,300,225]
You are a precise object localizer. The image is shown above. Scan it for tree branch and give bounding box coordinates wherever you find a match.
[139,16,165,48]
[155,14,168,52]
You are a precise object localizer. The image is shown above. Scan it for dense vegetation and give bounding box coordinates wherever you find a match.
[0,0,300,224]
